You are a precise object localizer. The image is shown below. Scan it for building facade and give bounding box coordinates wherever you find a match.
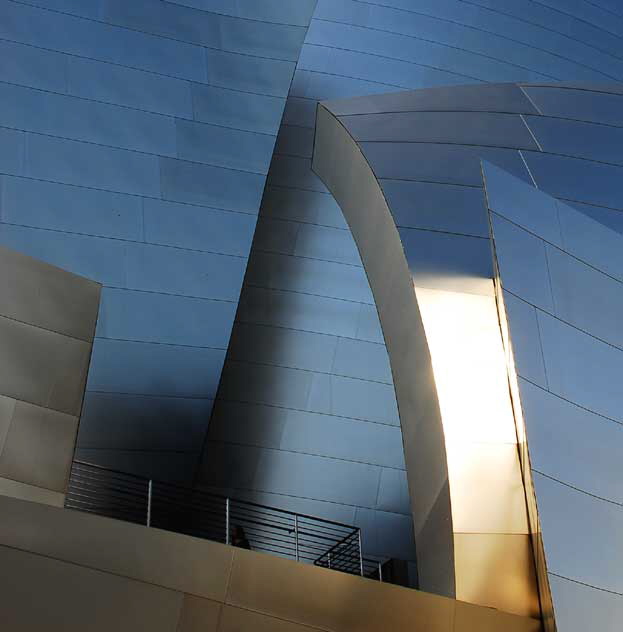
[0,1,621,630]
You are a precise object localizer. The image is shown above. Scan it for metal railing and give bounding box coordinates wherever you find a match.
[66,460,374,578]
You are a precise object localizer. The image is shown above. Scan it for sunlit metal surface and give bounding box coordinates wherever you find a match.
[485,163,623,632]
[0,0,315,486]
[313,81,623,628]
[0,245,100,501]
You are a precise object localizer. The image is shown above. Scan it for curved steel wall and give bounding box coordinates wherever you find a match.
[199,0,623,568]
[0,0,315,483]
[485,163,623,632]
[312,82,623,627]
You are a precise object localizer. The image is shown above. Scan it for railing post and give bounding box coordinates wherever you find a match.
[225,498,230,545]
[378,560,383,582]
[294,515,299,561]
[146,479,152,527]
[358,529,364,576]
[328,552,331,569]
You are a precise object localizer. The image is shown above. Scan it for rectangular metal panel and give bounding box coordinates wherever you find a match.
[191,84,284,134]
[177,595,221,632]
[25,133,161,196]
[67,55,194,118]
[160,157,265,212]
[0,315,91,416]
[0,39,68,92]
[97,287,236,348]
[0,545,183,632]
[2,176,143,240]
[0,494,235,600]
[87,338,226,399]
[0,245,100,341]
[0,400,78,492]
[175,120,275,173]
[227,548,454,632]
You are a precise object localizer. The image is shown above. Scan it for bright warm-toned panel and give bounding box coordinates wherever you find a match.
[227,548,455,632]
[416,283,538,617]
[454,533,540,618]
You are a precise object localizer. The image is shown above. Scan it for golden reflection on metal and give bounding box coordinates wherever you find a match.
[227,547,541,632]
[492,274,556,632]
[454,533,540,618]
[415,283,539,618]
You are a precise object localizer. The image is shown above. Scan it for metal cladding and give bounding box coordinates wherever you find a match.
[0,245,101,505]
[485,164,623,632]
[312,83,623,630]
[0,0,316,484]
[198,0,623,571]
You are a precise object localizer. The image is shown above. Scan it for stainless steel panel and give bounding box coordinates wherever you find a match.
[537,310,623,423]
[0,315,91,416]
[502,292,548,387]
[0,493,235,601]
[123,243,247,301]
[2,176,143,240]
[491,214,555,312]
[355,507,417,560]
[524,150,623,209]
[298,44,469,91]
[78,392,212,452]
[342,111,537,149]
[0,224,126,287]
[0,401,78,492]
[205,49,295,97]
[381,180,488,237]
[400,227,493,293]
[0,39,68,93]
[266,155,328,192]
[245,251,374,303]
[102,0,307,62]
[204,442,381,508]
[566,200,623,234]
[483,160,563,247]
[219,605,310,632]
[75,448,200,485]
[143,199,257,256]
[323,82,538,116]
[177,595,220,632]
[363,143,530,185]
[525,115,623,165]
[523,86,623,126]
[557,198,623,282]
[0,545,184,632]
[0,1,207,82]
[274,124,316,159]
[67,55,194,118]
[175,120,275,173]
[87,338,225,399]
[207,400,405,469]
[0,127,25,174]
[533,471,623,593]
[97,287,236,348]
[236,286,363,339]
[548,574,623,632]
[25,134,161,197]
[191,84,284,134]
[0,81,178,156]
[0,245,100,341]
[376,467,411,514]
[218,361,399,426]
[332,337,393,384]
[519,378,622,504]
[227,322,338,374]
[160,157,265,212]
[546,244,623,348]
[260,186,348,229]
[227,548,453,632]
